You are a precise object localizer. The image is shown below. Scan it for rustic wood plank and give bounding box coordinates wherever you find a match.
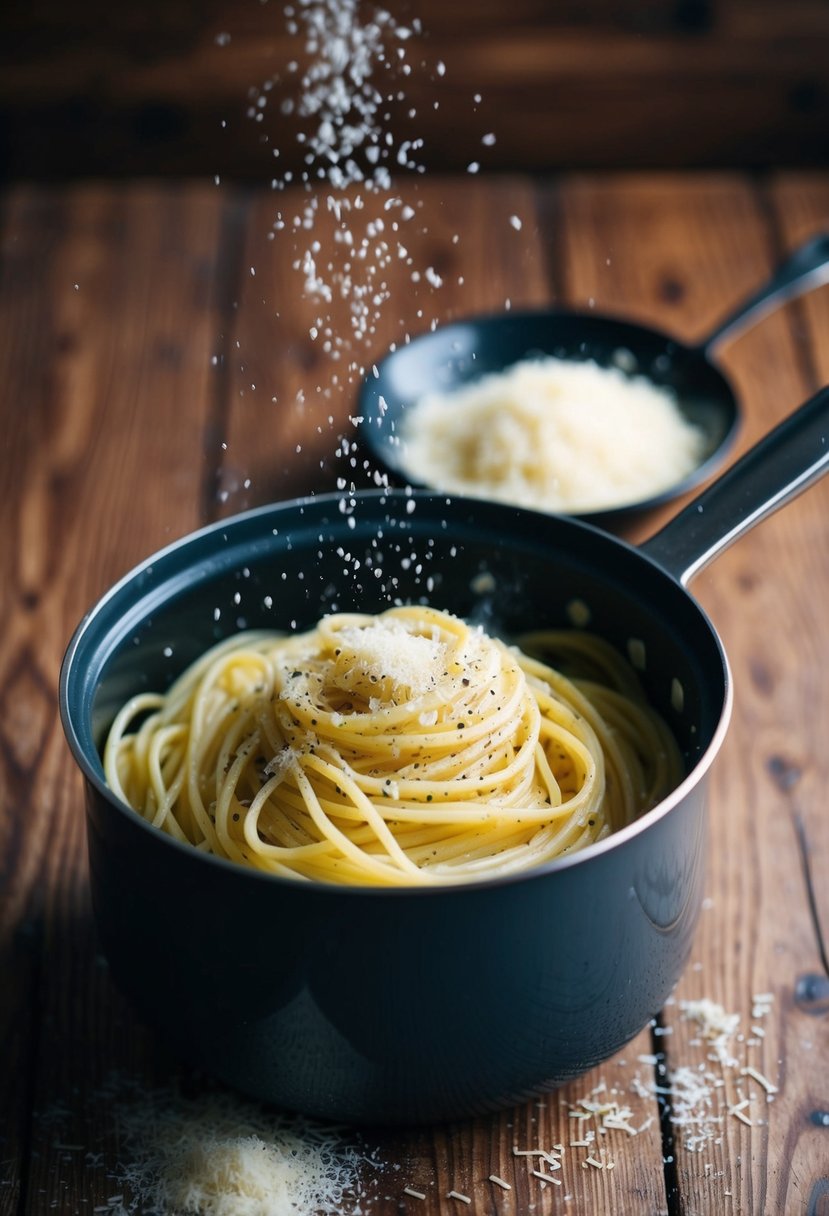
[1,2,828,177]
[0,184,236,1214]
[556,173,829,1214]
[758,174,829,1216]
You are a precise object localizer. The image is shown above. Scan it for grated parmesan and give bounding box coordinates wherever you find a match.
[679,998,740,1065]
[107,1087,360,1216]
[332,617,448,698]
[398,356,705,514]
[740,1065,778,1095]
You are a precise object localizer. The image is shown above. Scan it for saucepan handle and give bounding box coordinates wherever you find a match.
[640,386,829,587]
[698,232,829,353]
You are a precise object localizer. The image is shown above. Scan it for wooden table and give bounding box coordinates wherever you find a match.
[1,172,828,1214]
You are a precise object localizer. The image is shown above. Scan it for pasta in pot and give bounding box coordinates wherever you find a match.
[104,606,683,887]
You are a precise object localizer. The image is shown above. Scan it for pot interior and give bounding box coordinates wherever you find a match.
[65,490,727,805]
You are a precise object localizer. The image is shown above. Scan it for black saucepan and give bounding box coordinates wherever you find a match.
[357,232,829,519]
[59,387,828,1124]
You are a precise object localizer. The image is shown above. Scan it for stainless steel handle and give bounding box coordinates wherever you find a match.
[699,233,829,352]
[641,386,829,586]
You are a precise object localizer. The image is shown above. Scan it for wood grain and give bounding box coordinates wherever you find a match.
[1,173,828,1214]
[0,183,232,1215]
[1,1,828,178]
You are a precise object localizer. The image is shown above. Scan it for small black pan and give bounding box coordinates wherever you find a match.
[357,232,829,519]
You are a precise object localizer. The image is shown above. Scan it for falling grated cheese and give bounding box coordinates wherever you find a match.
[403,1186,427,1200]
[447,1191,472,1204]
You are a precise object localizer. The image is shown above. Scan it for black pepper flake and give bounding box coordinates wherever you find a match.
[461,678,470,686]
[426,794,433,802]
[232,812,240,821]
[290,670,301,678]
[457,722,465,730]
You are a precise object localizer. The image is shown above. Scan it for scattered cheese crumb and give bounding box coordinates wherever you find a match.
[680,999,740,1065]
[740,1065,778,1095]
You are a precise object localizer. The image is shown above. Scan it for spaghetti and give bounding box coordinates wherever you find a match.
[104,607,682,886]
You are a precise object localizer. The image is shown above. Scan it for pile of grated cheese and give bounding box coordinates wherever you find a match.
[398,356,706,514]
[331,617,448,699]
[108,1088,361,1216]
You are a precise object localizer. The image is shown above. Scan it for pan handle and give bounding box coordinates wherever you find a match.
[699,232,829,353]
[640,386,829,587]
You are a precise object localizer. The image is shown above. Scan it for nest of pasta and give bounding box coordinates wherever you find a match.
[105,606,682,886]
